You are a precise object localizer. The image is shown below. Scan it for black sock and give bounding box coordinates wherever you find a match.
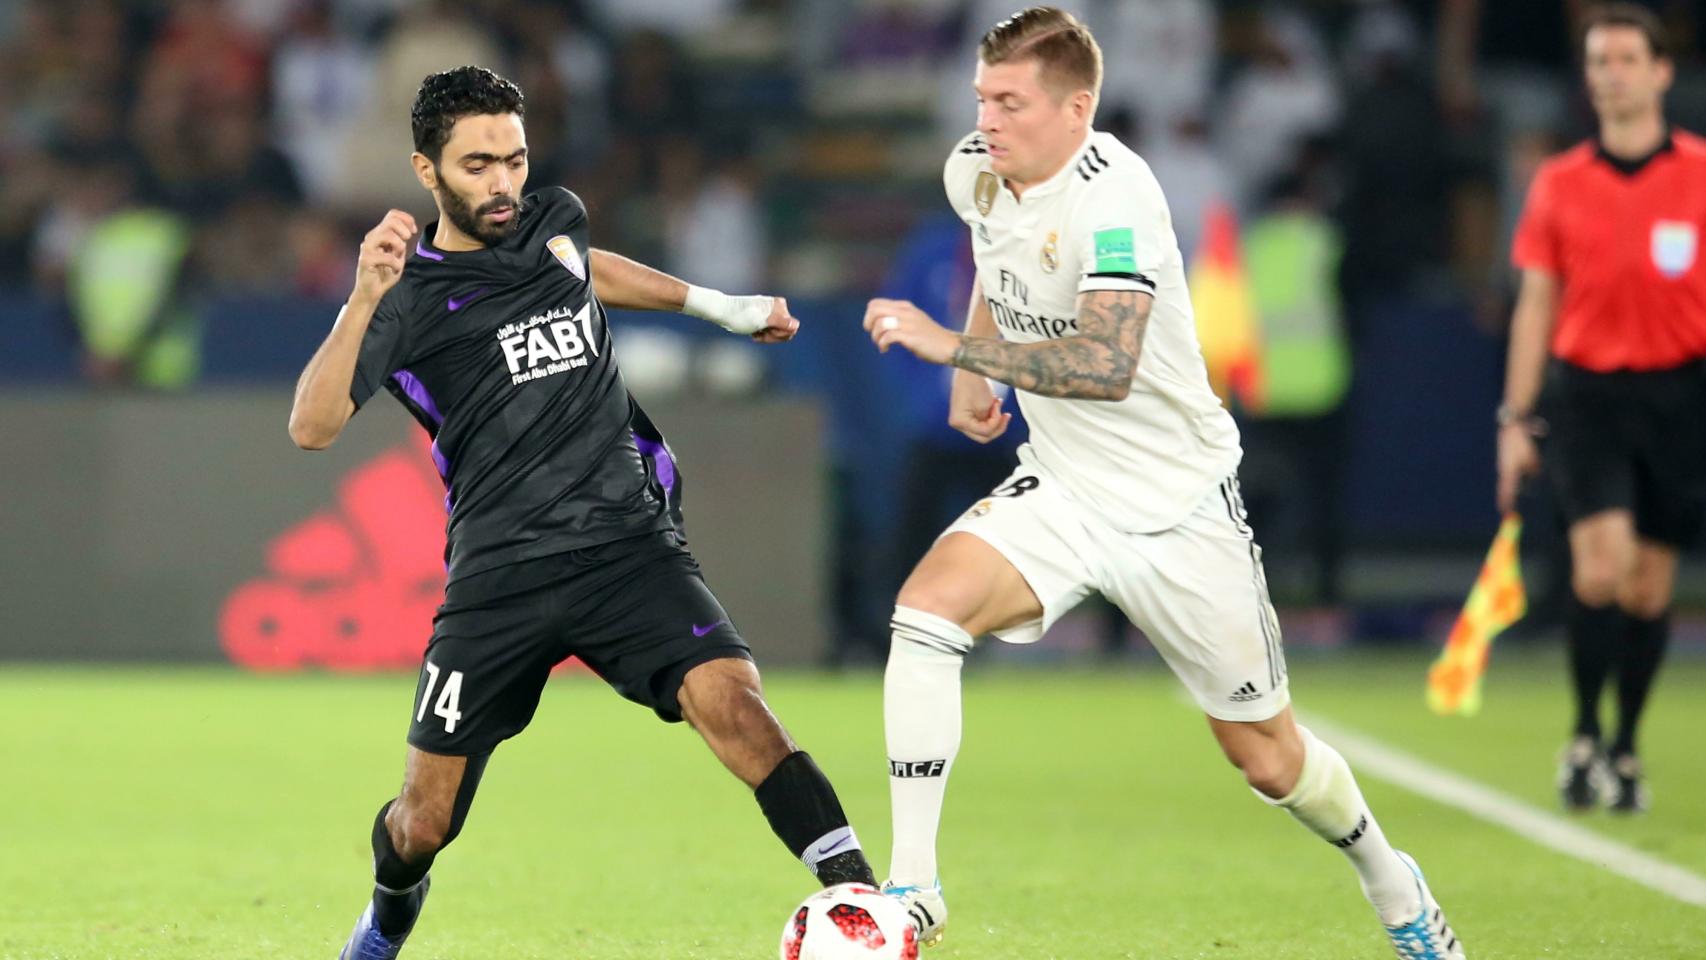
[1568,597,1620,742]
[755,751,877,887]
[371,801,432,938]
[368,754,488,939]
[813,851,878,887]
[1612,612,1669,757]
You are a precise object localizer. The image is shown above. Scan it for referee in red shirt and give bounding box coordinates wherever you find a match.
[1500,3,1706,813]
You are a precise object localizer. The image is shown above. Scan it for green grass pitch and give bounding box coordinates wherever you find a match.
[4,651,1704,958]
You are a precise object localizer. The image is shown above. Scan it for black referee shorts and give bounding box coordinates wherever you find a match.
[1541,358,1706,548]
[406,531,752,756]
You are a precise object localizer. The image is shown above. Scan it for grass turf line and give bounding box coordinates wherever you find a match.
[2,653,1702,958]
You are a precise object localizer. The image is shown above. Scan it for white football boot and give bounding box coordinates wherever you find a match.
[1381,852,1465,959]
[881,879,947,947]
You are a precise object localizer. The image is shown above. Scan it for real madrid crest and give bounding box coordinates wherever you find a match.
[974,172,998,216]
[969,499,993,518]
[547,234,585,281]
[1040,231,1059,273]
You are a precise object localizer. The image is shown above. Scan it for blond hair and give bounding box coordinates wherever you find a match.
[978,6,1103,101]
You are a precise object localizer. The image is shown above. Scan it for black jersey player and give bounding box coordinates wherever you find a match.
[288,67,876,960]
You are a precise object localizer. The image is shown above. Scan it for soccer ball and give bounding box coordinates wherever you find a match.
[779,883,919,960]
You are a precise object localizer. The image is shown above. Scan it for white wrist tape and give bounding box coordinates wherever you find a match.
[683,284,774,335]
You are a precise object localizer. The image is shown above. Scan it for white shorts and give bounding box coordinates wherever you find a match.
[941,465,1289,722]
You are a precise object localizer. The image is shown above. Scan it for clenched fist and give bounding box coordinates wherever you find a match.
[863,298,961,365]
[353,209,418,307]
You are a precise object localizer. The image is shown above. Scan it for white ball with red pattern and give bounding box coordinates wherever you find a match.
[779,882,919,960]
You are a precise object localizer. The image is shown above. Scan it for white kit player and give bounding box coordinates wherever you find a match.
[862,8,1463,959]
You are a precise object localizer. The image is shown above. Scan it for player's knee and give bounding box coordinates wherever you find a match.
[707,684,772,738]
[894,579,979,632]
[1235,751,1295,797]
[1219,734,1302,798]
[680,659,757,722]
[681,661,788,741]
[1620,579,1672,620]
[389,802,454,862]
[1571,564,1623,607]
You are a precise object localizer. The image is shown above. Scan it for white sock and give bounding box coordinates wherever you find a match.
[1263,726,1419,925]
[885,605,972,888]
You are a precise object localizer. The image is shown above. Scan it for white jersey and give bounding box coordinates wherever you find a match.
[944,129,1241,533]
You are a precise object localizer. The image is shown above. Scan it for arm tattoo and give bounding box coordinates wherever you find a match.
[949,290,1150,400]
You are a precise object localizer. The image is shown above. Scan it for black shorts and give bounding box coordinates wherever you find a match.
[1541,358,1706,548]
[407,531,752,756]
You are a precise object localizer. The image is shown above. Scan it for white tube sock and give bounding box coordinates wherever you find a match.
[1264,726,1420,925]
[884,605,973,887]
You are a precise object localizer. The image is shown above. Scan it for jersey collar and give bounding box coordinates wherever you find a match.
[414,195,539,259]
[1596,127,1674,178]
[416,226,486,260]
[1007,128,1095,202]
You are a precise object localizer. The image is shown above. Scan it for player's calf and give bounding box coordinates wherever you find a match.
[370,799,443,936]
[337,802,446,959]
[679,658,877,888]
[1219,715,1424,927]
[755,751,878,887]
[679,657,796,786]
[342,751,487,957]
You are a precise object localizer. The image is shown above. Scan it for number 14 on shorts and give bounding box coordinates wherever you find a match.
[417,661,465,733]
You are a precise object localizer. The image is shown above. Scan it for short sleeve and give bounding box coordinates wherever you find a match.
[1071,154,1167,296]
[1512,165,1560,274]
[942,132,989,222]
[349,292,411,411]
[545,186,589,233]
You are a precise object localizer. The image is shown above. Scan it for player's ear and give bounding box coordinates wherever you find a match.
[411,152,438,192]
[1070,90,1094,127]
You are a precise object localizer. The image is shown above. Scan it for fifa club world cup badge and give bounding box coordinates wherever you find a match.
[547,234,585,281]
[1040,231,1059,273]
[975,172,998,216]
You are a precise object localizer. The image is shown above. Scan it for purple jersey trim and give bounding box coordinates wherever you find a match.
[390,370,444,427]
[633,434,676,496]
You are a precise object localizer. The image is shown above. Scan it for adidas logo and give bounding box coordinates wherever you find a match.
[219,439,447,672]
[216,436,597,676]
[1229,681,1264,702]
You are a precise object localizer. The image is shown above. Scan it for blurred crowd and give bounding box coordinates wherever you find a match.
[0,0,774,343]
[6,1,1706,367]
[6,0,1706,651]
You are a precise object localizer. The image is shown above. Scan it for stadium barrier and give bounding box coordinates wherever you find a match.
[0,391,829,667]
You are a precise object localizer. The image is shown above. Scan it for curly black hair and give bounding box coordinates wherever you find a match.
[410,66,526,163]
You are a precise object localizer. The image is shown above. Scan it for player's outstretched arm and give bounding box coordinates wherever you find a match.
[289,209,415,450]
[587,248,798,343]
[865,289,1151,401]
[946,277,1012,442]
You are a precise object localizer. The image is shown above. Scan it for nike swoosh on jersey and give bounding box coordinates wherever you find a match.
[447,288,490,312]
[692,619,729,637]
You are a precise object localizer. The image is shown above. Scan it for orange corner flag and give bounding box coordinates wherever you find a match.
[1427,514,1527,716]
[1189,202,1264,411]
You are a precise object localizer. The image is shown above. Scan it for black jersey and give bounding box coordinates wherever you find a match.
[350,187,681,582]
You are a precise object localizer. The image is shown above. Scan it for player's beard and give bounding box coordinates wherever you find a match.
[437,180,524,247]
